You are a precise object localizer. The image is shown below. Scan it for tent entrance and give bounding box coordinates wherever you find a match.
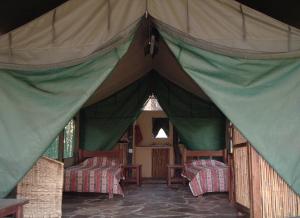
[80,71,226,152]
[79,71,226,181]
[1,3,299,199]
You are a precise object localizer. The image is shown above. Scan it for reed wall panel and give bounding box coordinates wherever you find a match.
[259,155,300,218]
[233,145,250,208]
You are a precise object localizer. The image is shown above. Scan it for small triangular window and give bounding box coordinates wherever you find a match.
[155,128,168,138]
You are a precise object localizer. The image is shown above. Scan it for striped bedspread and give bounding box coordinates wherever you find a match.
[64,157,124,197]
[182,159,229,196]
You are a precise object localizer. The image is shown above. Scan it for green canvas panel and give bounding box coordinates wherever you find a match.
[151,73,225,150]
[44,137,59,159]
[0,37,133,198]
[160,31,300,195]
[80,75,152,151]
[80,72,225,152]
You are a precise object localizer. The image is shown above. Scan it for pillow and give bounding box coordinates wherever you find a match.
[188,159,226,167]
[81,156,119,167]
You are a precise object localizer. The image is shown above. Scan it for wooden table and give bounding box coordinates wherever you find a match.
[0,199,29,218]
[123,164,142,186]
[167,164,185,186]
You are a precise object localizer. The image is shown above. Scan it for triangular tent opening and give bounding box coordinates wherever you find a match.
[0,0,299,199]
[80,71,225,152]
[143,95,162,111]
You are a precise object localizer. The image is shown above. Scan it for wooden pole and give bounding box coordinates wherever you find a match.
[248,144,262,218]
[75,113,80,163]
[58,130,65,162]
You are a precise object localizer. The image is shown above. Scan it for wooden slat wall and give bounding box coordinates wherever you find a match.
[232,126,247,145]
[233,144,250,209]
[259,154,300,218]
[232,126,300,218]
[248,145,262,218]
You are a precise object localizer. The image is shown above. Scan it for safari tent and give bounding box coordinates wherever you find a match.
[0,0,299,217]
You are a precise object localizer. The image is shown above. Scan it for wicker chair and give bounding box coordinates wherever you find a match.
[17,156,64,218]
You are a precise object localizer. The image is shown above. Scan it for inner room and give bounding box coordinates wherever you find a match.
[62,85,235,217]
[0,1,300,218]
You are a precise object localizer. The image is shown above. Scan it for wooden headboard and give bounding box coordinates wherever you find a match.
[78,144,125,164]
[182,148,227,164]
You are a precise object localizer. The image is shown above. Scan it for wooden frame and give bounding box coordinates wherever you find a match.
[167,164,185,186]
[58,130,65,162]
[78,145,124,164]
[0,199,29,218]
[74,113,80,163]
[182,147,230,198]
[182,147,228,164]
[232,142,250,215]
[123,164,142,186]
[248,144,262,218]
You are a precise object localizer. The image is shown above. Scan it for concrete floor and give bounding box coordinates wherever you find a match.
[62,184,248,218]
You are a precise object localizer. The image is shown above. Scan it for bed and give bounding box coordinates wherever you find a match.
[64,147,124,198]
[181,148,229,197]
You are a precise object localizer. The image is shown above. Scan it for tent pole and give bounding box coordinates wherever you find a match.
[248,144,262,218]
[74,113,80,164]
[58,130,65,162]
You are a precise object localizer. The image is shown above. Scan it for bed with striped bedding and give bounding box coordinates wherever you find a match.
[64,156,124,197]
[182,159,229,196]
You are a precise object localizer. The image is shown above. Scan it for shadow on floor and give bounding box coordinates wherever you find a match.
[62,184,249,218]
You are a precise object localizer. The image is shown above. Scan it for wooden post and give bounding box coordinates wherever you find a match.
[182,147,187,164]
[58,130,64,162]
[173,127,182,177]
[248,144,262,218]
[75,113,80,163]
[16,205,23,218]
[167,166,171,186]
[136,165,140,186]
[223,148,228,163]
[228,152,235,203]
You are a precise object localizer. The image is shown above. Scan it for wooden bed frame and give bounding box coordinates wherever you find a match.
[78,144,124,164]
[75,145,125,199]
[182,147,231,198]
[182,148,228,164]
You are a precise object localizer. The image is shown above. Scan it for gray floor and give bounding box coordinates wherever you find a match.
[62,184,248,218]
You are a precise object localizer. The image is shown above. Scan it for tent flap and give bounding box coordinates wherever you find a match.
[152,73,225,150]
[80,75,152,151]
[159,30,300,195]
[0,34,133,198]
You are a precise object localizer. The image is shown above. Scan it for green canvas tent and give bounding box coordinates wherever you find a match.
[0,0,300,198]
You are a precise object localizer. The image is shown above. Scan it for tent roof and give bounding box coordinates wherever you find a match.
[1,0,299,105]
[85,20,210,106]
[0,0,300,69]
[1,0,299,34]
